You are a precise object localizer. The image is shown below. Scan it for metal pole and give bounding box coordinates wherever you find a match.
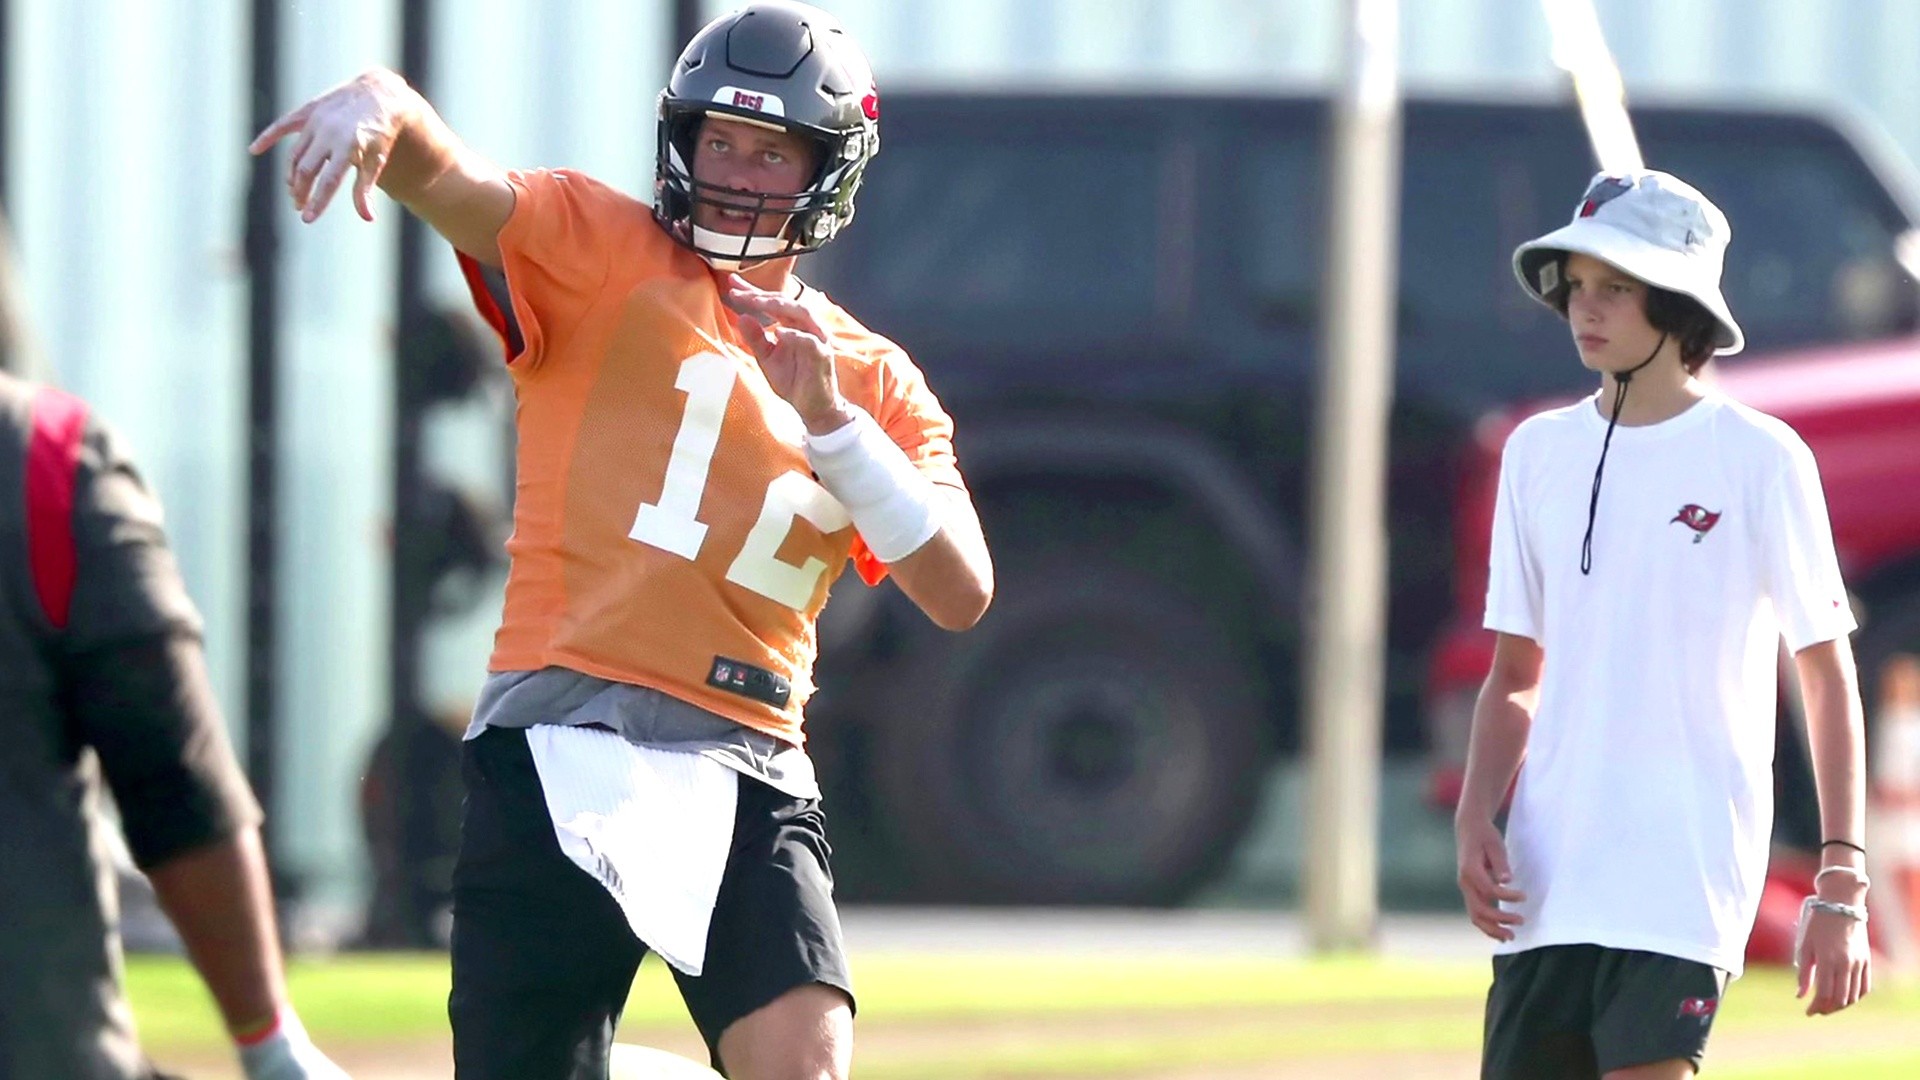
[1304,0,1400,953]
[0,0,10,214]
[242,0,283,884]
[391,0,432,733]
[674,0,705,62]
[1541,0,1643,172]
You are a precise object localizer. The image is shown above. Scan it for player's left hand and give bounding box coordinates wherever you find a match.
[1795,906,1871,1016]
[723,277,853,435]
[237,1009,354,1080]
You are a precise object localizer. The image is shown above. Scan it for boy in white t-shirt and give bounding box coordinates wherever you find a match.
[1453,170,1873,1080]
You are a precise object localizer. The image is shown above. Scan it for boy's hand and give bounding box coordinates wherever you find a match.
[1455,814,1526,942]
[1795,903,1871,1016]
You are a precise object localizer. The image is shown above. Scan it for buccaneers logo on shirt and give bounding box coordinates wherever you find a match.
[1671,504,1722,542]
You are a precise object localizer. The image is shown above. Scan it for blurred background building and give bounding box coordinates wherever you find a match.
[4,0,1918,934]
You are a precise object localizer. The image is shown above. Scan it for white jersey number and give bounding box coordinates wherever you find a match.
[627,352,849,610]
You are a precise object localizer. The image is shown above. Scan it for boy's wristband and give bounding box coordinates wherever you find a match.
[1814,865,1870,893]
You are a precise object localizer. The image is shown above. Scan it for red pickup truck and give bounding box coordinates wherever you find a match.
[1422,337,1920,958]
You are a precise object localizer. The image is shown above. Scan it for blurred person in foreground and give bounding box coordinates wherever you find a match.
[1453,171,1871,1080]
[0,366,350,1078]
[249,2,993,1078]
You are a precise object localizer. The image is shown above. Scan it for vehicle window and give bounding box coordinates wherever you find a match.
[1392,113,1917,404]
[804,129,1163,343]
[1236,136,1323,334]
[1393,117,1591,405]
[1650,134,1918,353]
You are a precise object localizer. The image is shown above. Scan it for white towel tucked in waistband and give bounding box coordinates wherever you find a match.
[525,724,739,976]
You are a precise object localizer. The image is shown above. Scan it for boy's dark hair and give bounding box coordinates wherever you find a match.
[1546,254,1721,373]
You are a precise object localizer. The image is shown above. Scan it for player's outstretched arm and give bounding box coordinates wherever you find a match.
[1792,637,1872,1016]
[248,68,513,267]
[1454,632,1540,942]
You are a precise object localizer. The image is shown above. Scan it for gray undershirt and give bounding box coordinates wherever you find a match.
[465,666,820,801]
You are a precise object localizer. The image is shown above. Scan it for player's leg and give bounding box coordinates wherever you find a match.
[675,778,855,1080]
[1604,1062,1696,1080]
[449,726,648,1080]
[1590,948,1727,1079]
[713,984,851,1080]
[1482,945,1603,1080]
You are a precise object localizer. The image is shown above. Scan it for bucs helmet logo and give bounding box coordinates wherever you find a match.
[1671,504,1722,542]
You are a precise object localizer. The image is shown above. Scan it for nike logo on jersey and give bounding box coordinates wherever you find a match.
[1670,504,1722,542]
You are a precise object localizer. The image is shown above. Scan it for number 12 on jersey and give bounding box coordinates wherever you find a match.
[628,352,852,611]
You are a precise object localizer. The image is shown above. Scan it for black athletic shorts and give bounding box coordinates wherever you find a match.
[447,726,854,1079]
[1482,945,1729,1078]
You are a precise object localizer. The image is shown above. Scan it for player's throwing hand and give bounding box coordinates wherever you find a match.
[249,69,412,225]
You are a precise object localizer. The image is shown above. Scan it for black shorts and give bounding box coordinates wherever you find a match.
[447,726,854,1079]
[1482,945,1729,1079]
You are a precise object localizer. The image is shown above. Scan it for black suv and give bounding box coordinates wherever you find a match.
[798,91,1920,906]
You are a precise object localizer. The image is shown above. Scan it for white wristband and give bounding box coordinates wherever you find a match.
[1814,865,1870,892]
[804,407,941,564]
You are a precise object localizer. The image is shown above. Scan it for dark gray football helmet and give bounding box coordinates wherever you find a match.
[654,1,880,269]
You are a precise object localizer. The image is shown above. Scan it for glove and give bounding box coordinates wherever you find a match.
[237,1008,352,1080]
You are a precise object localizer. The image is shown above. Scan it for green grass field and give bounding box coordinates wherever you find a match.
[128,951,1920,1078]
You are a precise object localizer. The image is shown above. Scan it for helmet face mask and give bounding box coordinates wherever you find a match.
[654,2,880,270]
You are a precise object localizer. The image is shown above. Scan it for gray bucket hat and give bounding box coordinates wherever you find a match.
[1513,169,1745,356]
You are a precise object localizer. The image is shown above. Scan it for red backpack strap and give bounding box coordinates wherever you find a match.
[25,387,89,629]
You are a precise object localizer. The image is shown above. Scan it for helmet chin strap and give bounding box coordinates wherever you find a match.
[1580,333,1668,576]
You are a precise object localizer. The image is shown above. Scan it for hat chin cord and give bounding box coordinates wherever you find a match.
[1580,333,1668,575]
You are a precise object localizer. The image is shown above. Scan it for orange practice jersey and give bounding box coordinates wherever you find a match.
[457,168,964,745]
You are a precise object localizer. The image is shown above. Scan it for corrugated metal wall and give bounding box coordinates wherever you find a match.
[7,0,1915,910]
[4,0,676,910]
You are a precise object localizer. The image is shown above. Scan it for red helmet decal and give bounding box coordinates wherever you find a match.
[861,89,880,121]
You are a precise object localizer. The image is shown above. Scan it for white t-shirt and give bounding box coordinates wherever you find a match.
[1484,390,1855,976]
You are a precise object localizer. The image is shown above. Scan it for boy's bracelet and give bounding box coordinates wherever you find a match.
[1802,896,1869,923]
[1820,839,1867,856]
[1793,895,1869,975]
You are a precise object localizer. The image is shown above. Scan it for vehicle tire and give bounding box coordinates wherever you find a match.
[868,558,1273,905]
